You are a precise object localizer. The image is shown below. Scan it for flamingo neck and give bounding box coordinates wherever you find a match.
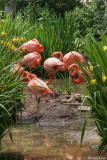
[71,70,85,84]
[45,75,53,85]
[71,76,84,84]
[34,53,42,66]
[39,45,44,53]
[68,64,79,74]
[32,39,39,44]
[60,62,68,71]
[52,52,63,61]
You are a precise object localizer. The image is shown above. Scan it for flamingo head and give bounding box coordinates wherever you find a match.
[60,62,68,71]
[47,88,54,97]
[36,44,44,53]
[29,73,37,80]
[52,52,63,61]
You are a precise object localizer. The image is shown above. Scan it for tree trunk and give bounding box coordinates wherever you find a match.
[10,0,14,11]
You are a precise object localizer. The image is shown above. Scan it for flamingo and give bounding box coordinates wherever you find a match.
[63,51,86,69]
[52,52,67,71]
[16,39,44,54]
[20,52,42,72]
[21,71,37,81]
[28,77,54,126]
[28,77,54,101]
[44,52,66,85]
[10,62,37,82]
[68,64,90,84]
[60,144,74,160]
[10,62,24,79]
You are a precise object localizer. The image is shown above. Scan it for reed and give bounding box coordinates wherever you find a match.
[0,13,26,150]
[1,12,80,77]
[80,33,107,154]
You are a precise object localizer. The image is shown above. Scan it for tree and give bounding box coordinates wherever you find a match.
[15,0,82,16]
[92,0,106,36]
[10,0,14,11]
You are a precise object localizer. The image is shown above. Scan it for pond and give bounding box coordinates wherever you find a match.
[0,122,104,160]
[0,80,105,160]
[48,78,88,95]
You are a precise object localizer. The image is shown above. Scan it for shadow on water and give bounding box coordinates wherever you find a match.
[0,152,24,160]
[0,124,105,160]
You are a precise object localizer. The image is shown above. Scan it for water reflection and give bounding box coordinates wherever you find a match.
[0,124,103,160]
[60,140,93,160]
[0,152,24,160]
[49,78,88,95]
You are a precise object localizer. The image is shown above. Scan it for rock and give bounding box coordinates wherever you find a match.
[56,100,61,102]
[75,94,81,96]
[67,95,74,103]
[74,94,81,102]
[61,99,67,103]
[66,95,72,99]
[78,106,90,112]
[54,92,59,98]
[75,101,79,104]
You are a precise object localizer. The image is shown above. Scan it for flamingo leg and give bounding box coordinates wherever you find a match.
[36,97,41,127]
[29,68,31,73]
[53,76,55,88]
[35,95,38,100]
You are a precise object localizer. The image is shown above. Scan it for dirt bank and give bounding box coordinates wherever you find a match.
[21,88,89,128]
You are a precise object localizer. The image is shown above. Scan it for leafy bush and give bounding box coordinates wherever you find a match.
[15,0,82,17]
[80,33,107,154]
[92,0,106,37]
[0,13,26,150]
[70,5,94,36]
[65,0,106,39]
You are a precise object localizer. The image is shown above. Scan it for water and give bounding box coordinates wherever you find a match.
[49,78,88,95]
[0,123,105,160]
[0,80,105,160]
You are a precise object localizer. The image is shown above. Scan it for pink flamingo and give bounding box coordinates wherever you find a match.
[21,71,37,81]
[28,77,54,125]
[68,64,90,84]
[10,62,37,82]
[16,39,44,54]
[21,52,42,71]
[63,51,86,69]
[52,52,67,71]
[44,52,66,85]
[10,62,24,79]
[28,77,54,101]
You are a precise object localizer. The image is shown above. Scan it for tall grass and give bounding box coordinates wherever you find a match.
[0,13,27,150]
[1,12,80,78]
[80,33,107,154]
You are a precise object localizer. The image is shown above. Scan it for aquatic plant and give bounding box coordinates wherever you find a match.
[80,33,107,154]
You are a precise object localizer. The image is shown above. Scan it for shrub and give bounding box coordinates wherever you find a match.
[80,33,107,154]
[0,13,26,150]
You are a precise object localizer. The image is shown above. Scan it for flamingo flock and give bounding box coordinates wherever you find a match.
[11,38,90,101]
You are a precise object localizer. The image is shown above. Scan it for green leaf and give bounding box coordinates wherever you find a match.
[80,118,87,147]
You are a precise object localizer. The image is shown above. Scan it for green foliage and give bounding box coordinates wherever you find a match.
[15,0,82,17]
[0,12,80,77]
[70,5,94,36]
[92,0,106,37]
[0,13,26,150]
[80,33,107,153]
